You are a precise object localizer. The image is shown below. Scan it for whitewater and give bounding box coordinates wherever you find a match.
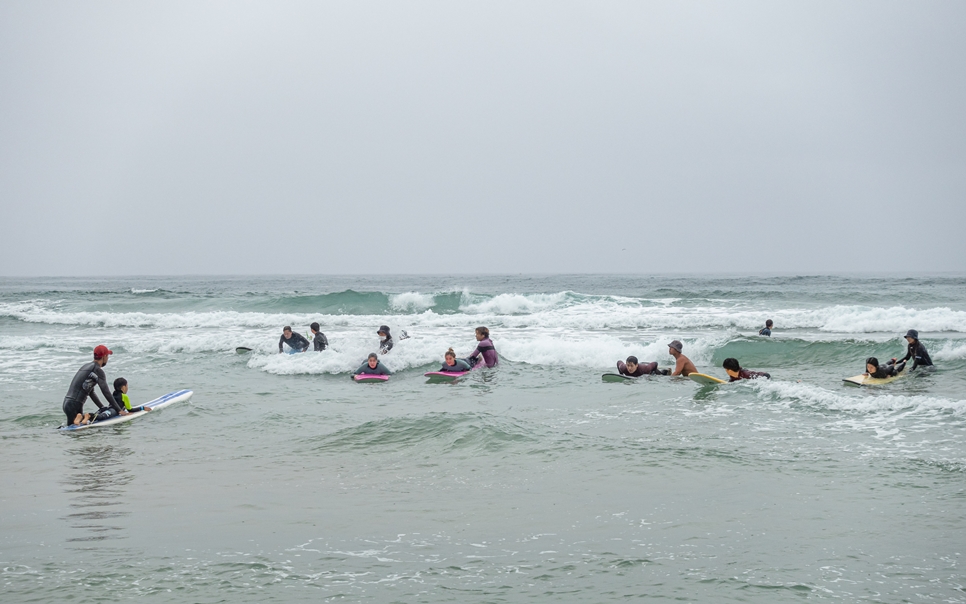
[1,274,965,603]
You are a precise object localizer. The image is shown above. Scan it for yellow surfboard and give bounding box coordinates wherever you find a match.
[689,373,726,385]
[843,365,907,386]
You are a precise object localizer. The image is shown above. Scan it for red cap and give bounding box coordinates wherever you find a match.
[93,345,113,359]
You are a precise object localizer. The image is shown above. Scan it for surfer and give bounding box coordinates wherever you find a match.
[667,341,697,377]
[62,345,127,426]
[897,330,933,370]
[466,327,499,367]
[354,353,392,376]
[617,356,667,377]
[378,326,393,354]
[759,319,774,336]
[112,377,152,413]
[864,357,905,379]
[310,322,328,351]
[278,326,310,353]
[439,348,473,373]
[722,358,770,381]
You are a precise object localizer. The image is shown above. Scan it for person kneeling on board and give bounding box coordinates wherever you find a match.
[278,326,310,353]
[617,356,667,377]
[62,345,127,426]
[310,322,328,351]
[112,377,152,413]
[864,357,905,379]
[466,326,499,367]
[722,358,770,382]
[439,348,473,373]
[897,330,933,370]
[354,353,392,376]
[667,341,697,377]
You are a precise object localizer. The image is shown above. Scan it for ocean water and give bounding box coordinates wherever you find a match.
[1,274,965,603]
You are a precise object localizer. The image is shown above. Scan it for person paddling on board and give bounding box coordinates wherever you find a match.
[354,353,391,376]
[759,319,774,336]
[897,329,933,370]
[62,345,127,426]
[378,326,394,354]
[864,356,905,379]
[439,348,473,373]
[310,322,328,351]
[466,326,499,367]
[722,358,770,382]
[617,356,668,377]
[112,377,152,413]
[278,326,310,353]
[667,340,697,377]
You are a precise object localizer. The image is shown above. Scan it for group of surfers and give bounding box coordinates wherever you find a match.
[61,320,935,426]
[616,323,934,383]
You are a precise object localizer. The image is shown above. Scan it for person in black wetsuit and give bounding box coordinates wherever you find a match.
[865,356,905,379]
[378,326,393,354]
[354,353,392,376]
[310,322,328,352]
[278,326,310,353]
[759,319,774,336]
[439,348,473,373]
[616,356,667,377]
[897,329,933,370]
[62,345,126,426]
[722,358,771,382]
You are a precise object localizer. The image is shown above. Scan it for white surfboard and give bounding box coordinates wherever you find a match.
[843,365,908,386]
[59,389,193,431]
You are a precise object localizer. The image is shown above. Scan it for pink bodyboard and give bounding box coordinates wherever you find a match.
[354,374,390,382]
[424,358,485,378]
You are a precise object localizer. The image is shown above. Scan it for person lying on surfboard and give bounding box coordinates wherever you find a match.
[667,341,697,377]
[112,377,152,414]
[278,326,310,353]
[466,326,498,367]
[722,358,770,382]
[897,330,934,370]
[617,356,668,377]
[354,353,392,376]
[864,356,905,379]
[439,348,473,373]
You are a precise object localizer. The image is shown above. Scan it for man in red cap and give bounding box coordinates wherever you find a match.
[62,345,127,426]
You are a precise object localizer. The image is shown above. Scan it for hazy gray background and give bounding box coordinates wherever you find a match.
[1,1,964,276]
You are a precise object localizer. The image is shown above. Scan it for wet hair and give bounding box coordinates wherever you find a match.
[765,319,773,328]
[445,348,456,359]
[310,322,320,332]
[866,356,879,367]
[476,326,490,338]
[113,377,127,390]
[722,358,741,372]
[625,356,638,365]
[367,353,378,361]
[283,326,292,332]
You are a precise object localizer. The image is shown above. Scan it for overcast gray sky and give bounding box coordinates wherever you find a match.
[1,1,964,276]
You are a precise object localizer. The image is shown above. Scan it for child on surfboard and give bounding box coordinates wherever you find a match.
[112,377,152,413]
[354,353,392,376]
[864,357,905,379]
[722,358,770,382]
[466,327,498,367]
[438,349,473,373]
[617,356,668,377]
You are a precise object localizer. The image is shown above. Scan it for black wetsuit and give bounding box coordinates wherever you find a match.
[759,327,771,336]
[313,332,328,352]
[380,337,393,354]
[355,361,391,375]
[279,332,310,353]
[62,361,120,424]
[439,359,472,373]
[899,341,933,370]
[617,360,665,377]
[870,361,905,379]
[729,369,771,382]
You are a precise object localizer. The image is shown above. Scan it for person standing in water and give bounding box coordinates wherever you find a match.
[897,329,933,370]
[310,322,328,351]
[378,326,394,354]
[278,326,310,353]
[62,345,126,426]
[466,326,498,367]
[759,319,774,336]
[667,340,697,377]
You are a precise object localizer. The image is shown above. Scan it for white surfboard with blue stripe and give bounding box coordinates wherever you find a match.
[59,389,193,431]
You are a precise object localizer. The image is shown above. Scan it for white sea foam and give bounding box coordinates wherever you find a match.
[932,341,966,361]
[131,288,159,294]
[750,379,966,415]
[389,292,436,312]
